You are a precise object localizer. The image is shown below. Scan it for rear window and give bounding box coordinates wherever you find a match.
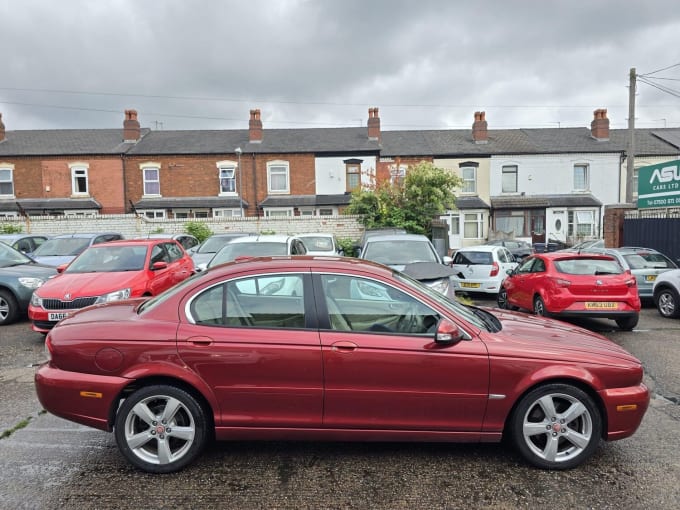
[637,252,676,269]
[453,251,493,265]
[554,258,623,275]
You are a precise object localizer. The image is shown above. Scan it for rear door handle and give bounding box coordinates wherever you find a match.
[188,336,213,346]
[331,341,358,353]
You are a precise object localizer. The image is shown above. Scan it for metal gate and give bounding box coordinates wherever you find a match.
[623,214,680,264]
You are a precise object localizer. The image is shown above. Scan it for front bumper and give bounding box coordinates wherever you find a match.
[599,383,650,441]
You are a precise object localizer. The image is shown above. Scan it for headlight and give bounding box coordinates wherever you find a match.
[426,278,450,295]
[19,277,45,290]
[31,292,43,307]
[94,288,131,304]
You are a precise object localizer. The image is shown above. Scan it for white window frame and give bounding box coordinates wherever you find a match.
[568,209,596,238]
[69,163,89,196]
[299,208,315,216]
[0,211,18,218]
[463,212,484,239]
[501,165,518,193]
[573,164,589,191]
[263,207,293,217]
[389,164,407,186]
[217,160,238,196]
[317,207,337,216]
[461,166,477,194]
[140,209,166,219]
[64,210,97,217]
[0,164,15,198]
[213,208,243,218]
[140,162,161,197]
[267,161,290,194]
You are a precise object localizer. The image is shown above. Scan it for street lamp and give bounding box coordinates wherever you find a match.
[235,147,243,217]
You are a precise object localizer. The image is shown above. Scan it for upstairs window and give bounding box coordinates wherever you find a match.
[502,165,518,193]
[267,161,289,194]
[70,164,89,195]
[345,158,364,191]
[574,164,589,191]
[461,166,477,193]
[0,166,14,197]
[217,161,237,195]
[141,164,161,196]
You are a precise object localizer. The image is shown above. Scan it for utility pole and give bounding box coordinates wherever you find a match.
[625,67,636,203]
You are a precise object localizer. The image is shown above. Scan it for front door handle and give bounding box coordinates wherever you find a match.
[330,341,358,353]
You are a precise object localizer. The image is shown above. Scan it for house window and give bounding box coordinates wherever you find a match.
[64,210,97,217]
[267,161,289,194]
[0,167,14,197]
[464,212,483,239]
[461,165,477,193]
[318,208,335,216]
[633,167,640,197]
[213,208,243,218]
[568,210,596,238]
[495,211,525,237]
[219,168,236,194]
[141,210,166,219]
[0,211,18,218]
[347,165,361,191]
[264,208,293,217]
[69,164,89,195]
[502,165,518,193]
[141,165,161,196]
[299,208,315,216]
[389,164,407,186]
[573,164,589,191]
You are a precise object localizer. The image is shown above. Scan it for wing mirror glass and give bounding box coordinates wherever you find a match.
[435,318,464,344]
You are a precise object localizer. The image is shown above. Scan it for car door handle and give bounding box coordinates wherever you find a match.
[188,336,213,346]
[331,341,358,353]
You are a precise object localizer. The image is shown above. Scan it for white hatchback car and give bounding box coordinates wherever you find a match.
[206,235,307,270]
[297,233,343,256]
[450,245,518,294]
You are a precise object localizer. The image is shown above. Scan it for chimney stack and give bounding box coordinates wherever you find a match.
[123,109,141,142]
[591,108,610,141]
[367,107,381,142]
[249,109,263,143]
[472,111,488,144]
[0,113,5,142]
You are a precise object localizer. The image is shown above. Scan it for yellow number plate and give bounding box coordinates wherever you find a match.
[585,302,618,310]
[460,282,481,288]
[645,275,657,282]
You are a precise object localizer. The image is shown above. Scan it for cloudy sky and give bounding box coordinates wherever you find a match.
[1,0,679,133]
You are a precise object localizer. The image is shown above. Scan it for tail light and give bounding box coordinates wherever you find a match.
[626,277,637,287]
[489,262,499,277]
[549,276,572,287]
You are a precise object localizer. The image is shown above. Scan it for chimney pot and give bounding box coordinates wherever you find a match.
[249,108,263,143]
[123,109,141,142]
[591,108,610,141]
[472,111,488,144]
[367,107,381,142]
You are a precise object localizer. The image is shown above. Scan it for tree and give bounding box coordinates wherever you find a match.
[345,161,462,235]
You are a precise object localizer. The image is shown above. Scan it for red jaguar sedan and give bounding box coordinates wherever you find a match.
[28,239,194,332]
[497,252,641,330]
[35,257,648,473]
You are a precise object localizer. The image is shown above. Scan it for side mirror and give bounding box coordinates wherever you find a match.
[506,268,515,276]
[56,263,69,274]
[442,255,453,265]
[151,261,168,270]
[434,318,465,344]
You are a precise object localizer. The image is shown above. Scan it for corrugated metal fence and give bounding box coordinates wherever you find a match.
[623,209,680,264]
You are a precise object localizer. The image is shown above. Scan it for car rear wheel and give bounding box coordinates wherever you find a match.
[0,289,19,326]
[509,383,602,470]
[615,315,639,331]
[533,295,548,316]
[656,288,680,318]
[114,385,208,473]
[497,287,518,310]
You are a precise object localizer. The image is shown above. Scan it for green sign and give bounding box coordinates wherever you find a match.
[637,159,680,209]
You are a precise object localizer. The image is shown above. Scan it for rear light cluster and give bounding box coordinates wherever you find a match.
[549,276,572,287]
[489,262,499,277]
[626,277,637,288]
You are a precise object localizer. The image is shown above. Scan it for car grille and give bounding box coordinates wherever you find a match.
[41,297,98,310]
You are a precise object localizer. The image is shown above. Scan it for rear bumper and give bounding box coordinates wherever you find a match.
[553,310,638,321]
[599,383,650,441]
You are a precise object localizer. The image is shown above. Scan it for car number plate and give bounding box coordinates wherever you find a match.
[460,282,481,288]
[584,302,618,310]
[48,312,69,321]
[645,275,657,282]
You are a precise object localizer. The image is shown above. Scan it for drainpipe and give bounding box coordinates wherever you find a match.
[251,152,258,218]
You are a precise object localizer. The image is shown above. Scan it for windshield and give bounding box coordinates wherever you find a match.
[0,242,33,267]
[452,251,493,265]
[197,236,243,254]
[634,252,676,269]
[363,240,439,265]
[393,271,488,330]
[301,236,334,252]
[208,242,288,268]
[66,245,148,272]
[33,238,91,257]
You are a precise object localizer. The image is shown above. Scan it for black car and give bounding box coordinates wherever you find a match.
[485,239,534,261]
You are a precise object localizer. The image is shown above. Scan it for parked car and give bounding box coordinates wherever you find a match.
[191,232,258,270]
[0,242,57,325]
[533,239,569,253]
[652,269,680,318]
[297,233,343,256]
[35,256,649,474]
[0,233,51,257]
[585,247,677,300]
[28,239,195,333]
[485,239,534,261]
[563,239,605,252]
[206,235,307,269]
[497,252,640,330]
[450,245,518,294]
[31,232,124,266]
[138,233,200,252]
[359,234,455,299]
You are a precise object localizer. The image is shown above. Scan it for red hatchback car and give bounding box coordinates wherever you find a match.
[29,239,195,332]
[497,252,641,330]
[35,257,648,473]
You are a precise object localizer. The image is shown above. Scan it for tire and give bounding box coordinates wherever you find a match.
[615,315,639,331]
[656,287,680,319]
[533,295,548,317]
[509,383,602,470]
[114,385,208,473]
[497,287,509,309]
[0,289,20,326]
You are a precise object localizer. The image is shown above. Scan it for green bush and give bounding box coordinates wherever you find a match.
[337,237,357,257]
[0,223,23,234]
[184,221,213,243]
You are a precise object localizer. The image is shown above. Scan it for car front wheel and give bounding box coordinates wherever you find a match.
[656,288,680,318]
[0,289,19,326]
[509,383,602,470]
[114,385,208,473]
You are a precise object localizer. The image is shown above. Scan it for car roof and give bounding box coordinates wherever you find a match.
[537,252,616,261]
[53,232,122,239]
[228,234,297,244]
[86,239,171,247]
[205,254,394,276]
[455,245,503,253]
[364,234,430,243]
[207,232,258,239]
[297,232,334,238]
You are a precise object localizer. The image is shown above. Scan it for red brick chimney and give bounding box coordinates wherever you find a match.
[249,109,263,143]
[591,108,610,141]
[0,113,5,142]
[367,107,381,142]
[123,109,141,142]
[472,111,488,144]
